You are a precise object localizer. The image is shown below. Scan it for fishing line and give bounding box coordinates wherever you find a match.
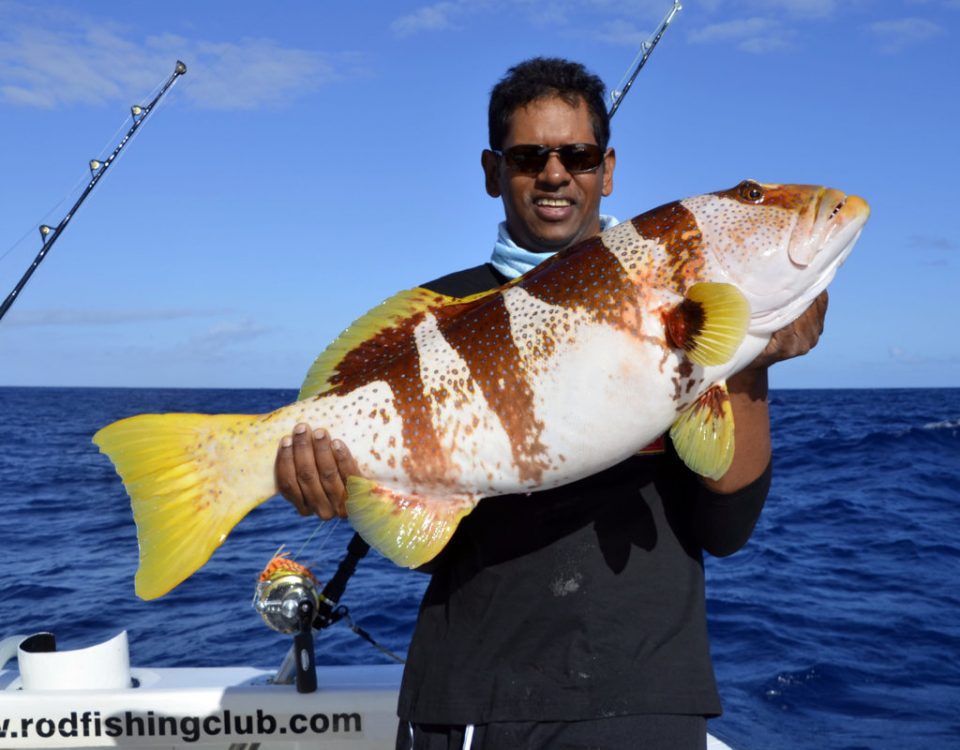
[0,60,186,322]
[294,517,342,567]
[0,174,89,268]
[0,81,169,271]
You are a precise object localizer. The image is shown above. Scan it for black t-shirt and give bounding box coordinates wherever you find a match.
[396,263,771,725]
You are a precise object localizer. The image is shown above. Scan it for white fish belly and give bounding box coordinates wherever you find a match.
[524,325,684,490]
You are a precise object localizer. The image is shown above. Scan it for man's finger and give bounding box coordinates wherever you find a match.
[331,439,359,516]
[312,429,348,518]
[275,434,308,515]
[291,423,335,519]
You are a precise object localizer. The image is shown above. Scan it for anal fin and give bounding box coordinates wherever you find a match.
[346,477,478,568]
[669,382,735,480]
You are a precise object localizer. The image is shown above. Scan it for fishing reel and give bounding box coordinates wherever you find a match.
[253,537,372,692]
[254,570,321,635]
[254,554,328,693]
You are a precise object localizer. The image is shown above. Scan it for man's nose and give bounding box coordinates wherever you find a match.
[537,151,571,185]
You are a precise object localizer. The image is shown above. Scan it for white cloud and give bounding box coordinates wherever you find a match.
[689,17,779,43]
[4,308,230,327]
[391,0,667,39]
[889,346,960,365]
[0,6,364,110]
[178,319,272,359]
[391,1,473,37]
[908,234,959,251]
[689,17,794,53]
[761,0,837,19]
[906,0,960,9]
[592,19,652,47]
[867,17,947,53]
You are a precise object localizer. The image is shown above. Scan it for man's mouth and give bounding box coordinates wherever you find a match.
[534,197,573,208]
[533,197,575,221]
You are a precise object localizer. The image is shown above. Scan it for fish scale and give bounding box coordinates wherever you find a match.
[93,181,870,599]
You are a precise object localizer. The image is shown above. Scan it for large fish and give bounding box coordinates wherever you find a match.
[94,181,869,600]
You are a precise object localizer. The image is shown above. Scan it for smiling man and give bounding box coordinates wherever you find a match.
[481,90,615,255]
[275,58,828,750]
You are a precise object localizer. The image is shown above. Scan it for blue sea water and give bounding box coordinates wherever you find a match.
[0,386,958,749]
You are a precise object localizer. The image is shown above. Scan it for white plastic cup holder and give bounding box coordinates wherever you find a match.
[18,631,132,690]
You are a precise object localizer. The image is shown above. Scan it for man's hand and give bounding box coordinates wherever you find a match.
[703,291,829,493]
[274,423,359,519]
[747,290,829,372]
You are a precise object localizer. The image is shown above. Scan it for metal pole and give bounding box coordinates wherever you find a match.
[608,1,682,119]
[0,60,187,322]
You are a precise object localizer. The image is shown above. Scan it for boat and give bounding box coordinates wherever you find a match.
[0,629,735,749]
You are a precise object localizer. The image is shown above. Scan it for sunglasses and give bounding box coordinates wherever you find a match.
[493,143,605,175]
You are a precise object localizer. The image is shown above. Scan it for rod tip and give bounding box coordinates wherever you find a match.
[175,60,187,75]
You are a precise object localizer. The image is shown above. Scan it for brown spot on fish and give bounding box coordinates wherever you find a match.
[664,297,705,354]
[696,383,730,419]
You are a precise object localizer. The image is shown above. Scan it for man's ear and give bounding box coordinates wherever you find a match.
[602,147,616,198]
[481,150,501,198]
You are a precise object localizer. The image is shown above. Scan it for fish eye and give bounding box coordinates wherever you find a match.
[737,181,764,203]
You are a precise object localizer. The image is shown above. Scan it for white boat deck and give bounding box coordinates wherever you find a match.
[1,635,735,749]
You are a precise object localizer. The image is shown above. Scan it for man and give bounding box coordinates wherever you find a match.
[275,58,827,749]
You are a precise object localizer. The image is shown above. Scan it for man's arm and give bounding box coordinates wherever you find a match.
[701,290,829,494]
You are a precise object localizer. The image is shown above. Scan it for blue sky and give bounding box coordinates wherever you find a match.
[0,0,957,389]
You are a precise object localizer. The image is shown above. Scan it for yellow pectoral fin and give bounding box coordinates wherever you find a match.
[669,382,735,481]
[345,477,478,568]
[93,412,270,600]
[666,282,750,367]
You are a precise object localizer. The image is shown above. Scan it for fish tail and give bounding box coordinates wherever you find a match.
[93,412,273,600]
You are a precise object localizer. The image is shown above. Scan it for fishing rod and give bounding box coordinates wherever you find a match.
[0,60,187,323]
[608,0,682,119]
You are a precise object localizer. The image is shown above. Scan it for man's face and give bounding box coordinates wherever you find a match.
[482,95,615,254]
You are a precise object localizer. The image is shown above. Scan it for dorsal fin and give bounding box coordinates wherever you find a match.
[298,285,500,400]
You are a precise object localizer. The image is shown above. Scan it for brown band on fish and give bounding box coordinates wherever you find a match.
[631,202,706,295]
[322,310,454,486]
[521,236,641,333]
[435,293,548,483]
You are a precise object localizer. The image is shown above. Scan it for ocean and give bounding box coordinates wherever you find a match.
[0,386,958,749]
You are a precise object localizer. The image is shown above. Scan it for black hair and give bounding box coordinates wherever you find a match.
[488,57,610,151]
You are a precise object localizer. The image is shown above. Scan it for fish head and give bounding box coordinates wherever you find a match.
[683,181,870,334]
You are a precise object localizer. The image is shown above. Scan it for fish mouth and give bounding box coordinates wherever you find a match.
[788,189,870,267]
[751,191,869,333]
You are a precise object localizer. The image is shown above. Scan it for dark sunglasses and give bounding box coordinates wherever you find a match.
[493,143,605,175]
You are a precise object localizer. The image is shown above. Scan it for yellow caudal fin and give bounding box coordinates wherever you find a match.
[298,285,502,400]
[670,382,735,480]
[665,282,750,367]
[345,477,479,568]
[93,412,270,600]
